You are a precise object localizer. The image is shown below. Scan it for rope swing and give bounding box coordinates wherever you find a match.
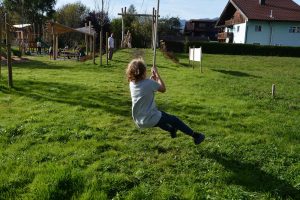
[153,0,160,67]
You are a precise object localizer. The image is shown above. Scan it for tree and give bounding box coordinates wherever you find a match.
[55,2,89,28]
[82,11,110,50]
[159,17,181,36]
[3,0,56,25]
[110,18,122,47]
[55,2,89,48]
[110,4,181,48]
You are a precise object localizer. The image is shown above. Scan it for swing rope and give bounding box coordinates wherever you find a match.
[152,0,160,67]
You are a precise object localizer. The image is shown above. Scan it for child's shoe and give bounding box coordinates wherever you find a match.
[170,128,177,138]
[193,132,205,145]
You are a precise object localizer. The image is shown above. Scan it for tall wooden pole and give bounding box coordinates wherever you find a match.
[33,23,36,52]
[152,8,155,49]
[100,30,102,66]
[99,0,104,66]
[89,21,92,56]
[85,23,88,55]
[153,0,160,67]
[93,33,95,64]
[121,8,124,47]
[55,35,58,59]
[5,13,13,88]
[106,32,108,65]
[52,24,56,60]
[0,18,2,78]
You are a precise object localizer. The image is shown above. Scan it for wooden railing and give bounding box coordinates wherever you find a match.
[217,32,233,40]
[225,18,245,26]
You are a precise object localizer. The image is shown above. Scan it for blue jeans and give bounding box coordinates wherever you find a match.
[155,111,194,136]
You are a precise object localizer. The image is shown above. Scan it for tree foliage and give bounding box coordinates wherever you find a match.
[159,17,181,36]
[3,0,56,24]
[82,11,110,49]
[110,4,181,48]
[55,2,89,28]
[54,2,90,48]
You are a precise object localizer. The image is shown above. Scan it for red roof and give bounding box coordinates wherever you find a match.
[233,0,300,21]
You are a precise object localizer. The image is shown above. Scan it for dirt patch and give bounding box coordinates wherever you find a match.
[0,56,30,64]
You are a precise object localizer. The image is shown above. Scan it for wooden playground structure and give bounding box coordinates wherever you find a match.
[118,0,160,66]
[13,23,48,54]
[45,21,96,63]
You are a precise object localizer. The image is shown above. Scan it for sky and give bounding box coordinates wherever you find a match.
[55,0,300,20]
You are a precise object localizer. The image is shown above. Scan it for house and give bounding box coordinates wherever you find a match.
[184,19,220,41]
[216,0,300,46]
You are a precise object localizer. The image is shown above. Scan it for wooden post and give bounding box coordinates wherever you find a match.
[55,35,58,59]
[21,31,24,55]
[200,47,203,73]
[100,30,102,66]
[33,23,36,52]
[85,23,88,55]
[121,8,124,47]
[38,23,40,40]
[89,21,92,56]
[152,8,155,49]
[272,84,276,99]
[5,13,13,88]
[93,33,95,64]
[189,46,191,66]
[0,18,2,78]
[153,0,160,67]
[52,24,56,60]
[192,46,195,69]
[106,32,108,65]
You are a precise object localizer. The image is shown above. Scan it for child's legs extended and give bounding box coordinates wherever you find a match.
[156,111,194,136]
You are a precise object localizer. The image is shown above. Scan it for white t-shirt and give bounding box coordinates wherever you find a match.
[108,36,114,49]
[129,79,162,128]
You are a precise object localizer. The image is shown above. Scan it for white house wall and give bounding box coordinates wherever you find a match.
[246,21,300,46]
[233,23,246,44]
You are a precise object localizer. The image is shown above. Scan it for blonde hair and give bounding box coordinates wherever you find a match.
[126,58,147,82]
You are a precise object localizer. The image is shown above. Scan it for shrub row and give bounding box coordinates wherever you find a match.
[164,40,300,57]
[0,49,22,58]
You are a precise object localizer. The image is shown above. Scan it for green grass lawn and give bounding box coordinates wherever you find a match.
[0,49,299,199]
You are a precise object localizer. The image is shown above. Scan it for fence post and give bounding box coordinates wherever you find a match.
[5,13,13,88]
[272,84,276,99]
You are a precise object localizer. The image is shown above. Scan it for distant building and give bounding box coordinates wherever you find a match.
[184,19,220,41]
[216,0,300,46]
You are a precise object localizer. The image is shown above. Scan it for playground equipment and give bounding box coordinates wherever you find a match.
[118,0,160,66]
[45,21,96,63]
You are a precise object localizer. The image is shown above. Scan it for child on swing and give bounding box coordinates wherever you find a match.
[126,58,205,145]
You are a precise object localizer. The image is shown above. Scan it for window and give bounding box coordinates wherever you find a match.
[289,26,300,33]
[255,25,262,32]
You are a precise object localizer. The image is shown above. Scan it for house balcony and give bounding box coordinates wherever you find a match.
[225,18,245,26]
[218,32,233,41]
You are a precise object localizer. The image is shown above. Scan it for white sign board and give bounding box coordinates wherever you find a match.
[189,47,202,62]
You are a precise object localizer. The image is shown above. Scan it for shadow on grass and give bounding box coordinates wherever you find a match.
[12,59,77,70]
[212,69,261,78]
[6,79,131,117]
[205,151,300,199]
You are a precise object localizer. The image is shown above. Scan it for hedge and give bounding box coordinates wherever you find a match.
[163,40,300,57]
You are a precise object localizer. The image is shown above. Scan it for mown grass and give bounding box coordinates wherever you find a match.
[0,49,299,199]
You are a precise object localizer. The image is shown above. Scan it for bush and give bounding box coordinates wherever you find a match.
[12,49,22,57]
[163,40,300,57]
[0,51,7,59]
